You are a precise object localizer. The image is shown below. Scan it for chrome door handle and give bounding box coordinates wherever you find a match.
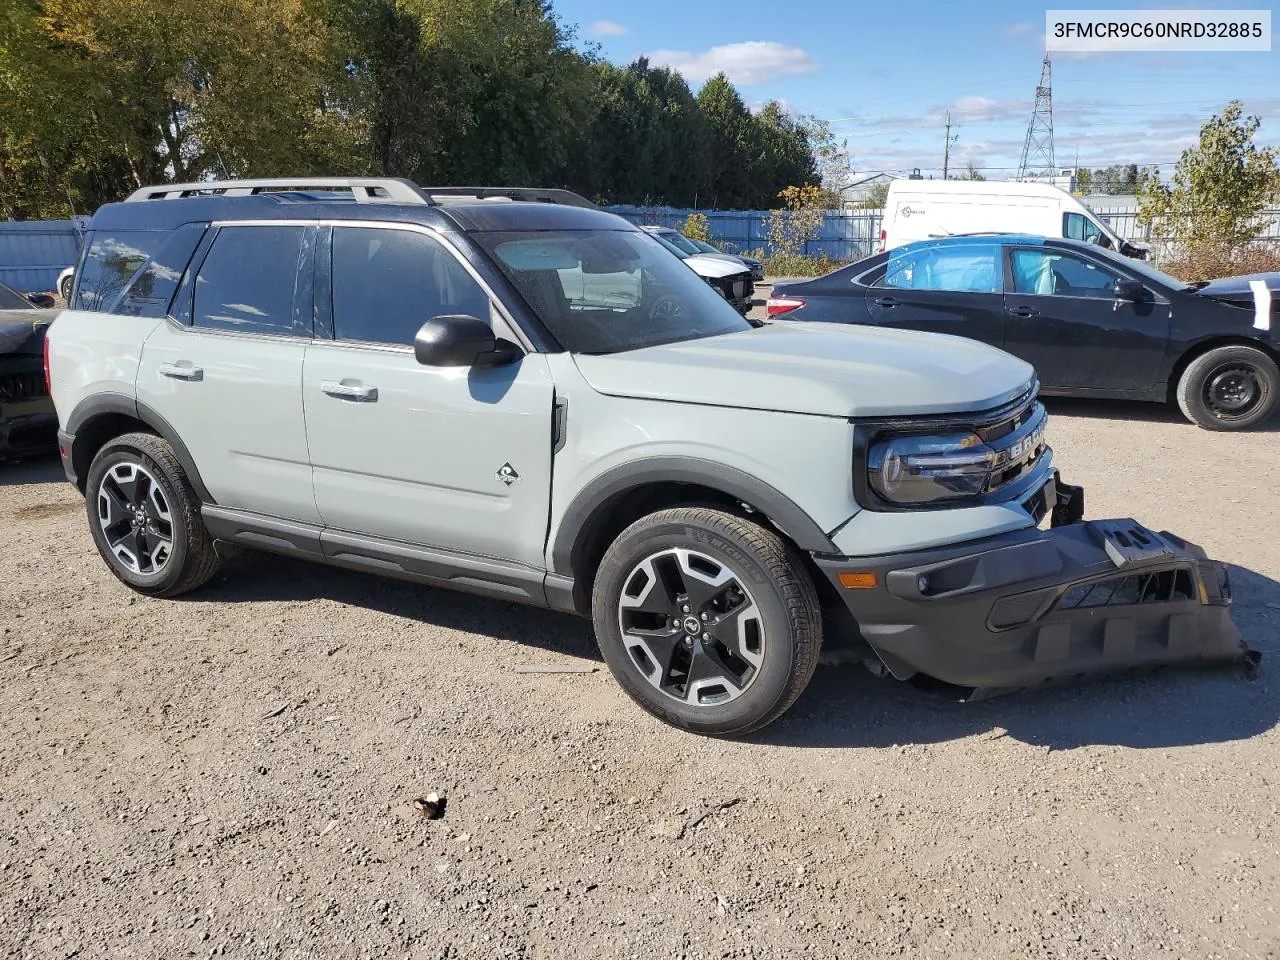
[320,380,378,402]
[158,362,203,381]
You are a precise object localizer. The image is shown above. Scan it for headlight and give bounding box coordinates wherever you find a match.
[867,431,997,504]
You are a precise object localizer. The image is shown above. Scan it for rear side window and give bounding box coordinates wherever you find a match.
[193,226,307,336]
[876,244,1001,294]
[330,227,490,346]
[72,230,168,312]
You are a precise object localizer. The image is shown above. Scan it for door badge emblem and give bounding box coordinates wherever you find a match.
[496,463,521,486]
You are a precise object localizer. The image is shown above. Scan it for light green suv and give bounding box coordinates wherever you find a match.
[45,178,1250,737]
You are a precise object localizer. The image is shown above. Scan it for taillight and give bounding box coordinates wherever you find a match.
[43,333,51,395]
[878,229,887,253]
[766,296,806,317]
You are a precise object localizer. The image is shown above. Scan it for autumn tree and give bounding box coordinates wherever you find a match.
[1138,101,1280,252]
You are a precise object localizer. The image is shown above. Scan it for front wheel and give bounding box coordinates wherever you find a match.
[83,432,221,597]
[591,506,822,737]
[60,275,73,304]
[1176,345,1280,430]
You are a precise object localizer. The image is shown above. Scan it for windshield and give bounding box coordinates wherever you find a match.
[475,229,752,354]
[658,231,703,256]
[1087,244,1192,291]
[0,282,32,310]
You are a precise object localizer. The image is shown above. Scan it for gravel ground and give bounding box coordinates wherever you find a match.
[2,391,1279,959]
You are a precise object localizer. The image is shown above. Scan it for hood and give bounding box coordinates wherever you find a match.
[683,254,750,280]
[1192,272,1280,300]
[573,321,1035,418]
[0,309,57,356]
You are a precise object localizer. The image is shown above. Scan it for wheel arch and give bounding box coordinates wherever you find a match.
[551,458,837,614]
[1166,336,1280,404]
[66,393,213,503]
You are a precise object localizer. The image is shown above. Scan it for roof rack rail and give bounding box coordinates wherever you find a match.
[124,177,431,204]
[419,187,598,209]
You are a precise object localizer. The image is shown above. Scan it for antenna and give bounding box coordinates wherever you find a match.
[1017,55,1055,181]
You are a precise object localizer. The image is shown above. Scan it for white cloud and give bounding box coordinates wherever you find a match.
[645,41,819,87]
[588,20,628,37]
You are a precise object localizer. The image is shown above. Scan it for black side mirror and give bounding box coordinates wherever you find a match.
[26,293,55,309]
[414,315,520,367]
[1114,279,1146,302]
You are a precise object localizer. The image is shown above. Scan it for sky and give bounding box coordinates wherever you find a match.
[551,0,1279,183]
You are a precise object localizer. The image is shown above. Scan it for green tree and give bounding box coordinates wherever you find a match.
[1138,101,1280,252]
[696,73,754,208]
[860,182,889,209]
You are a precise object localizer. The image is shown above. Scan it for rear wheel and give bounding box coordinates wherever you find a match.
[84,432,220,597]
[1176,345,1279,430]
[59,274,73,303]
[591,506,822,737]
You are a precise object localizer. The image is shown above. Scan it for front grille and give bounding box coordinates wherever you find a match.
[980,397,1048,494]
[0,371,47,402]
[1056,568,1196,610]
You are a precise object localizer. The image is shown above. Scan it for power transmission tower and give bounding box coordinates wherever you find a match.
[942,112,959,179]
[1017,55,1055,180]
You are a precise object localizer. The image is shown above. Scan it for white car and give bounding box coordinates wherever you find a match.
[638,226,755,313]
[58,265,75,303]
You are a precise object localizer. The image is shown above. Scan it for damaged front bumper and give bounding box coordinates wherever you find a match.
[815,474,1254,691]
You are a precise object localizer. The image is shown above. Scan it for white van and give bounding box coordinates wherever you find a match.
[879,179,1149,259]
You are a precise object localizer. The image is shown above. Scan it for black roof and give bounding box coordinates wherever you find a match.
[88,193,637,235]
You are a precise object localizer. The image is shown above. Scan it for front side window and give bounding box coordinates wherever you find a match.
[1010,248,1121,298]
[475,229,751,354]
[73,230,169,312]
[193,226,306,335]
[331,227,491,346]
[876,244,1001,294]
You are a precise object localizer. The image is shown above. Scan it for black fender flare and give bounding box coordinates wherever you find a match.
[65,392,214,503]
[550,456,837,577]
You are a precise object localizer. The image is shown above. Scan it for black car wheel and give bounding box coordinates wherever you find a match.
[60,275,73,304]
[591,506,822,737]
[1176,345,1279,430]
[84,432,221,597]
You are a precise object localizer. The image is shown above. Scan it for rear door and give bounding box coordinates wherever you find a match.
[1001,244,1169,392]
[863,241,1006,348]
[302,223,555,567]
[136,222,320,523]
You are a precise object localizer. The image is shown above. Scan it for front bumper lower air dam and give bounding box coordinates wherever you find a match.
[817,475,1259,694]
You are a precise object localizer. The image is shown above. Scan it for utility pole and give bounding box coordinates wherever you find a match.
[942,112,959,179]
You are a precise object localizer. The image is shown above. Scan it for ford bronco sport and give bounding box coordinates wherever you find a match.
[45,178,1250,736]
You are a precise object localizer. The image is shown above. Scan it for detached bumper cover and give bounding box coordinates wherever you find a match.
[817,512,1249,689]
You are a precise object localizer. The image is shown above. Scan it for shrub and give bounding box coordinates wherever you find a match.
[681,213,711,243]
[1158,242,1280,283]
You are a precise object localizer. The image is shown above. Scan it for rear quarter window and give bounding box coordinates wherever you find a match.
[72,230,169,312]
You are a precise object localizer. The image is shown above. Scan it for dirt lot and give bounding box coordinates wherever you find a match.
[2,397,1279,960]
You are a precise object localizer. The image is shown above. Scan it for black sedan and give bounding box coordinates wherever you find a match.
[768,235,1279,430]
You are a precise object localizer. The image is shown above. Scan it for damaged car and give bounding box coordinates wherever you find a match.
[0,281,59,462]
[46,178,1254,737]
[769,235,1280,430]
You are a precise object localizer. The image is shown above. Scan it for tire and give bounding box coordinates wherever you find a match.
[60,276,73,304]
[591,506,822,737]
[1176,345,1280,431]
[83,432,220,597]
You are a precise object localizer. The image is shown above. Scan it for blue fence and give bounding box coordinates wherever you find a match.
[0,219,87,293]
[607,205,883,262]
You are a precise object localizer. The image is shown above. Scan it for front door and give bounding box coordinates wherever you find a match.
[1002,245,1169,393]
[302,223,555,568]
[864,240,1006,349]
[135,222,320,523]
